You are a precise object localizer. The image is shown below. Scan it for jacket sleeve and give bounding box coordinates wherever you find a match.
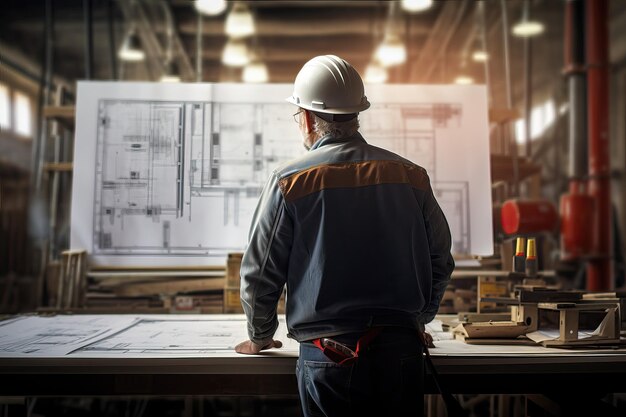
[422,182,455,323]
[240,173,293,346]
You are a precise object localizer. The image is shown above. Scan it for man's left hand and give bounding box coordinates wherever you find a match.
[235,339,283,354]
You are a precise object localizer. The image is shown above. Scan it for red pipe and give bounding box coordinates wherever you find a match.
[586,0,612,290]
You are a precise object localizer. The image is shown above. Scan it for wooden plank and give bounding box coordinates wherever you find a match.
[43,106,75,129]
[488,108,521,124]
[43,105,75,119]
[453,321,529,339]
[89,265,225,272]
[88,270,224,279]
[114,277,225,297]
[94,274,223,288]
[43,162,73,172]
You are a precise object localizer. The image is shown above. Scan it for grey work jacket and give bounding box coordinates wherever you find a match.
[240,132,455,345]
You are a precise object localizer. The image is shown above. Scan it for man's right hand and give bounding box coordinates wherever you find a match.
[234,339,283,355]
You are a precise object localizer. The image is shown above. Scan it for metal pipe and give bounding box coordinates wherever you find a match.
[196,13,203,82]
[162,0,174,64]
[565,0,587,180]
[34,0,54,191]
[523,1,533,159]
[586,0,612,290]
[107,0,118,80]
[83,0,94,79]
[48,86,62,261]
[500,0,518,197]
[500,0,513,109]
[479,1,492,104]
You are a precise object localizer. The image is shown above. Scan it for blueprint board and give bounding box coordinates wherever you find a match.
[71,82,492,267]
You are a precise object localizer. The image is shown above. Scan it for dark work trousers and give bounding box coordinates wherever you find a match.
[296,327,425,417]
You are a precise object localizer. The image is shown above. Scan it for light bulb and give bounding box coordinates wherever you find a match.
[160,75,181,83]
[472,51,489,62]
[160,61,181,83]
[243,61,269,83]
[401,0,433,13]
[195,0,227,15]
[512,21,545,37]
[118,30,145,62]
[364,62,388,83]
[225,3,255,38]
[375,35,406,67]
[454,76,474,85]
[222,39,249,67]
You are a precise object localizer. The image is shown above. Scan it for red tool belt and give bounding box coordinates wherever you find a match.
[311,327,383,366]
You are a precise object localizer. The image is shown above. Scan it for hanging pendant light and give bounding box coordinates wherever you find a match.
[222,38,250,67]
[512,20,544,37]
[160,61,181,83]
[401,0,433,13]
[454,76,474,85]
[243,60,268,83]
[472,51,489,62]
[118,29,145,62]
[512,1,544,38]
[375,34,406,67]
[225,3,255,38]
[195,0,227,16]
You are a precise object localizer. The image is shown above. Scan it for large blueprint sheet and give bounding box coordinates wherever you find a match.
[1,315,616,359]
[71,82,492,267]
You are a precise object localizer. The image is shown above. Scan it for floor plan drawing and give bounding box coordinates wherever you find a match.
[72,83,492,267]
[93,100,301,261]
[0,315,138,357]
[362,103,462,178]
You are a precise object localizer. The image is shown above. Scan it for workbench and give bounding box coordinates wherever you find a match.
[0,314,624,397]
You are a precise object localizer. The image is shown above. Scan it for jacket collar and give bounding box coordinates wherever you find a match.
[310,132,367,151]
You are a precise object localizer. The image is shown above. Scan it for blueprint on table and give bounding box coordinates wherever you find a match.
[71,82,492,267]
[0,314,297,358]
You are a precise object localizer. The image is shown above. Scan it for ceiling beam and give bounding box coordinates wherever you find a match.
[178,14,431,37]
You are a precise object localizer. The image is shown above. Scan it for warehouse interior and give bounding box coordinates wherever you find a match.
[0,0,625,416]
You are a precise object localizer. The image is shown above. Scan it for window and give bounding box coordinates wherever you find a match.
[0,83,9,130]
[14,91,32,137]
[515,99,556,144]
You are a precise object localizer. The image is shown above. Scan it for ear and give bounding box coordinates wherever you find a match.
[303,110,314,134]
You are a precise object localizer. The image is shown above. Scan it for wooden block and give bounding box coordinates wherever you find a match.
[458,312,511,323]
[223,286,243,314]
[453,321,529,339]
[560,309,579,341]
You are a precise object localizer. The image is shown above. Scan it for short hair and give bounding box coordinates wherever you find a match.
[312,113,360,139]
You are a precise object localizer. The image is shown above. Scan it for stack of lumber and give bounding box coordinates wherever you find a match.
[84,267,225,313]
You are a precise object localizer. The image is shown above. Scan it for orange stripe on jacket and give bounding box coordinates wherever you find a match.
[278,160,429,203]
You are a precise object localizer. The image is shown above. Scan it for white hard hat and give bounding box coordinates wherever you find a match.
[286,55,370,118]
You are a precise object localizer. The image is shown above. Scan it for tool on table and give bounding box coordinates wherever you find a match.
[513,237,526,273]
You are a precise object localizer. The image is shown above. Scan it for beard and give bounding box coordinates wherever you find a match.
[303,142,311,151]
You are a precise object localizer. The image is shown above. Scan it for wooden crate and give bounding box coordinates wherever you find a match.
[226,253,244,287]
